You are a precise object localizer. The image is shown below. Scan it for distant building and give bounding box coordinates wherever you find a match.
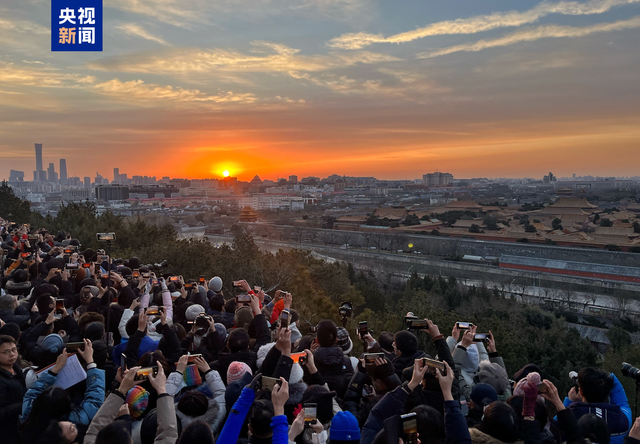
[129,185,179,199]
[113,167,120,183]
[289,175,298,183]
[84,177,91,188]
[33,143,44,181]
[423,172,453,186]
[59,159,67,183]
[543,172,556,183]
[239,206,258,222]
[47,163,58,182]
[62,189,91,201]
[9,170,25,182]
[169,178,191,188]
[95,185,129,201]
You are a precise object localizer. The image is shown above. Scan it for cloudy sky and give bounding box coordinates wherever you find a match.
[1,0,639,182]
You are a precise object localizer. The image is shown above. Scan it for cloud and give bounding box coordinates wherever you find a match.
[327,0,640,49]
[0,17,48,35]
[115,23,170,45]
[417,16,640,59]
[91,79,258,105]
[0,63,95,87]
[87,42,401,77]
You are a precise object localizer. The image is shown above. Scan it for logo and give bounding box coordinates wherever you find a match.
[51,0,103,51]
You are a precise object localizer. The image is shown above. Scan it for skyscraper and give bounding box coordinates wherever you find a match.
[114,167,120,183]
[47,163,58,182]
[33,143,46,181]
[60,159,67,183]
[84,177,91,188]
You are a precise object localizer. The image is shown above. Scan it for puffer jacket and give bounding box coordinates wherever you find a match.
[313,346,353,392]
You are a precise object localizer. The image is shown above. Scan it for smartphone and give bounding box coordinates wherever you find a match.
[150,278,158,286]
[364,352,384,367]
[537,383,547,394]
[20,239,26,243]
[401,412,418,444]
[82,263,92,269]
[101,272,109,279]
[473,333,490,342]
[199,276,206,285]
[66,342,85,352]
[262,376,280,392]
[280,309,290,329]
[236,294,251,303]
[121,353,127,371]
[134,366,158,381]
[65,262,79,270]
[358,321,369,336]
[304,403,317,424]
[254,286,262,292]
[20,252,31,259]
[132,269,140,278]
[457,322,473,330]
[184,282,195,290]
[55,298,65,312]
[422,357,446,376]
[63,248,73,254]
[146,306,159,315]
[291,352,307,364]
[141,271,151,279]
[170,276,180,282]
[94,264,101,275]
[407,319,428,329]
[187,354,203,363]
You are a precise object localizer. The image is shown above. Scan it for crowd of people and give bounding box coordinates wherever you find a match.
[1,220,639,444]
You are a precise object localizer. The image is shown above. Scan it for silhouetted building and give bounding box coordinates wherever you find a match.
[84,177,91,188]
[47,163,58,182]
[33,143,44,181]
[59,159,67,183]
[289,175,298,183]
[423,172,453,186]
[114,167,120,183]
[95,185,129,201]
[239,206,258,222]
[9,170,24,182]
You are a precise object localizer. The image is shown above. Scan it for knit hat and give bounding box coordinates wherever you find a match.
[178,391,209,417]
[290,363,304,385]
[225,372,254,409]
[336,327,353,355]
[234,306,254,330]
[514,371,542,397]
[209,277,223,292]
[42,333,64,354]
[185,304,205,321]
[470,383,498,407]
[227,361,253,384]
[302,385,337,424]
[329,411,361,441]
[478,362,510,395]
[126,385,150,419]
[514,363,542,382]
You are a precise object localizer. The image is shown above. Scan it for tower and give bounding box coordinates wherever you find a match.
[60,159,67,183]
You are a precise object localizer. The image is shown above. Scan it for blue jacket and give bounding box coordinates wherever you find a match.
[271,415,289,444]
[444,400,472,444]
[112,335,159,363]
[564,374,631,444]
[21,367,105,425]
[217,387,256,443]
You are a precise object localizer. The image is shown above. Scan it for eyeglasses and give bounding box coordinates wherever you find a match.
[0,347,17,356]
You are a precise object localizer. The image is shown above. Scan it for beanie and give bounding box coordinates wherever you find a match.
[478,362,510,395]
[336,327,353,355]
[186,304,205,321]
[227,361,253,384]
[470,383,498,407]
[178,391,209,417]
[329,411,361,441]
[234,306,254,330]
[225,372,254,409]
[126,385,150,419]
[257,342,276,368]
[302,385,337,424]
[42,333,64,354]
[514,371,541,397]
[290,363,304,385]
[209,277,223,292]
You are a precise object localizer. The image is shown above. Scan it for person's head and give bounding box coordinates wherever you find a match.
[36,294,56,314]
[329,411,361,443]
[228,328,250,353]
[136,351,170,375]
[393,331,418,357]
[578,414,610,444]
[233,306,254,330]
[126,315,144,337]
[578,368,614,403]
[84,322,104,342]
[0,335,18,368]
[290,309,300,324]
[12,269,29,283]
[210,294,224,312]
[0,294,17,310]
[78,312,105,333]
[22,386,72,436]
[317,319,338,347]
[171,323,186,341]
[248,399,274,439]
[477,401,521,443]
[177,391,209,417]
[0,322,21,341]
[378,331,394,353]
[412,405,445,442]
[35,420,76,444]
[470,383,498,412]
[95,421,132,444]
[176,420,215,444]
[224,299,237,314]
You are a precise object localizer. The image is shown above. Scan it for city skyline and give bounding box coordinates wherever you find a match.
[1,1,640,181]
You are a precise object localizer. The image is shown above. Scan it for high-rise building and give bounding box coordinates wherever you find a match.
[84,177,91,188]
[422,172,453,186]
[47,163,58,182]
[543,172,556,184]
[289,175,298,183]
[59,159,67,183]
[113,167,120,183]
[9,170,25,182]
[33,143,46,181]
[95,185,130,201]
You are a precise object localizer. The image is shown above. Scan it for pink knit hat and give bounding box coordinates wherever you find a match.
[227,361,253,384]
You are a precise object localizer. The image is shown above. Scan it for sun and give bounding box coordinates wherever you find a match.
[222,170,230,177]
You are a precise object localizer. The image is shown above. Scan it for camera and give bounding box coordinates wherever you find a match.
[569,371,579,391]
[622,363,640,380]
[339,301,352,319]
[143,260,168,270]
[96,232,116,242]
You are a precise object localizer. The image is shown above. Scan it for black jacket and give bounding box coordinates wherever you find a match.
[0,361,27,443]
[0,305,30,328]
[392,350,427,378]
[313,346,353,394]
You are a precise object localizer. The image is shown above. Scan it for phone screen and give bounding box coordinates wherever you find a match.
[402,413,418,444]
[146,306,159,315]
[66,342,85,352]
[304,403,317,422]
[262,376,279,392]
[409,319,428,329]
[121,353,127,370]
[134,366,158,381]
[132,270,140,278]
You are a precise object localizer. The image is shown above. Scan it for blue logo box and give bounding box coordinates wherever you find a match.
[51,0,103,51]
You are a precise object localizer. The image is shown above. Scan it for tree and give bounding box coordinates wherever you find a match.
[0,181,33,223]
[633,222,640,234]
[600,218,613,227]
[607,326,632,352]
[469,224,481,233]
[552,218,563,230]
[402,214,421,226]
[525,225,537,233]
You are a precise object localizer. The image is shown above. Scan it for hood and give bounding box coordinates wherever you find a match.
[286,381,308,406]
[393,350,427,372]
[314,346,346,366]
[175,401,224,434]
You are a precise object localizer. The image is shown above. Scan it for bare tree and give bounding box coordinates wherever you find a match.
[338,231,353,247]
[558,288,577,311]
[615,295,632,318]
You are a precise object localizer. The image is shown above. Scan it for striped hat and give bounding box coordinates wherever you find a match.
[126,385,149,419]
[227,361,252,384]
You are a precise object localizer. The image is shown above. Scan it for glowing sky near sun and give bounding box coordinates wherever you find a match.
[1,0,640,181]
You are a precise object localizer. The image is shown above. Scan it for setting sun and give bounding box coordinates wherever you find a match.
[223,170,230,177]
